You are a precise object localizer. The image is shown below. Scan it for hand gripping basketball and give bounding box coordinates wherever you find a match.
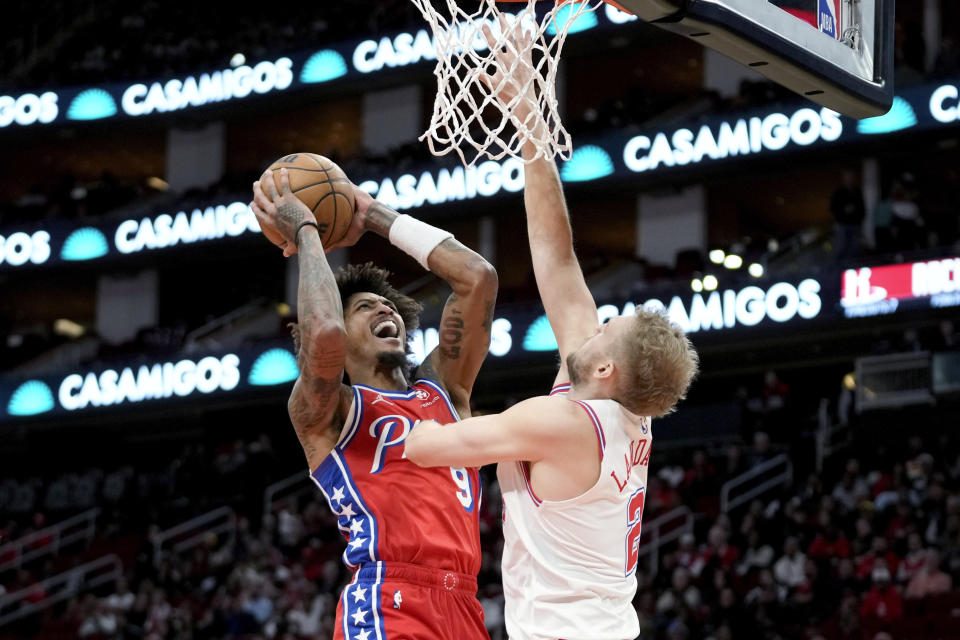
[250,168,317,257]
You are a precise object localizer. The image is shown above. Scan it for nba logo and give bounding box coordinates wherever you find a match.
[818,0,841,39]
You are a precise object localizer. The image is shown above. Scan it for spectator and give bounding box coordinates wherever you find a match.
[905,549,953,599]
[889,175,924,250]
[703,525,740,572]
[831,170,866,260]
[832,459,870,512]
[773,537,807,589]
[856,537,900,580]
[896,532,926,583]
[737,529,774,576]
[676,532,707,577]
[655,566,702,615]
[749,432,775,469]
[808,517,852,562]
[859,566,903,627]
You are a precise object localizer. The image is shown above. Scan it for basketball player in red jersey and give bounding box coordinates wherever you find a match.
[250,167,497,640]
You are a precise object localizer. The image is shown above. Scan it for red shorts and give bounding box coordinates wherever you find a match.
[333,562,488,640]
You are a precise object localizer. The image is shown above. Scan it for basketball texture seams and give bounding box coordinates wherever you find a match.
[267,153,355,246]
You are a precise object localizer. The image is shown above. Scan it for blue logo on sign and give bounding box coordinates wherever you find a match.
[67,89,117,120]
[560,145,614,182]
[857,97,917,135]
[546,3,599,36]
[300,50,348,84]
[523,315,559,352]
[7,380,55,416]
[248,348,299,385]
[61,227,109,261]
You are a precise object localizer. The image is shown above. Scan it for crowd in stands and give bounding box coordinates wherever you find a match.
[3,387,960,640]
[3,0,423,89]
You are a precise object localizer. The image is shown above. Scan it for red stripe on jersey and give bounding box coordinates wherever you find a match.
[572,400,606,460]
[519,461,542,506]
[550,384,571,396]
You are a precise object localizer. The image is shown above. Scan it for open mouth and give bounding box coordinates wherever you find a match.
[371,319,400,340]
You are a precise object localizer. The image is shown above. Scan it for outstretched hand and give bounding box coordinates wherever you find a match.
[250,168,317,257]
[480,17,539,126]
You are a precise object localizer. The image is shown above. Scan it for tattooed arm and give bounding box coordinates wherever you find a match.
[361,198,498,418]
[252,169,349,470]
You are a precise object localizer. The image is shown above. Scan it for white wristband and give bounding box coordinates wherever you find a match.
[388,214,454,270]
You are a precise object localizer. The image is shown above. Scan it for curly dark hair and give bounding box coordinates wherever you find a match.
[288,262,422,354]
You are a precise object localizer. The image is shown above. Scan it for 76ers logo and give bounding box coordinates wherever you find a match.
[370,415,415,474]
[415,389,430,400]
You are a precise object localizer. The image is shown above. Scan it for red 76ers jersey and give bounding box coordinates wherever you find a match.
[310,379,482,576]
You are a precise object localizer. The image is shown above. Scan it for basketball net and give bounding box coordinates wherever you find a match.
[409,0,604,167]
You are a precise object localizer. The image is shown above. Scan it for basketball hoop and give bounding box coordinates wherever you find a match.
[409,0,605,167]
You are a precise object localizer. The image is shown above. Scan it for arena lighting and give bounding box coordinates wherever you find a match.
[709,249,725,264]
[749,263,765,278]
[276,302,291,316]
[723,255,743,269]
[843,373,857,390]
[691,278,704,293]
[230,53,246,67]
[53,319,85,339]
[702,275,719,291]
[146,176,169,191]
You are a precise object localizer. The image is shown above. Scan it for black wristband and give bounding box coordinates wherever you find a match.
[295,221,320,247]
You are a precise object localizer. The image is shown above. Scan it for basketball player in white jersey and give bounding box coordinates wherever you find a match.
[404,26,699,640]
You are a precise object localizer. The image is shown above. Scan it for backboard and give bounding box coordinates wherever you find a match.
[612,0,894,118]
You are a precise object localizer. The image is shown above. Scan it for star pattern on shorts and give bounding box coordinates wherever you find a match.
[354,629,371,640]
[339,502,357,519]
[352,587,367,603]
[351,608,368,625]
[349,537,367,550]
[350,518,364,535]
[330,486,345,503]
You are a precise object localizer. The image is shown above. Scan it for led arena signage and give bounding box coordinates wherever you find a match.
[120,58,294,116]
[0,92,59,128]
[0,344,313,422]
[623,107,842,174]
[358,159,525,211]
[58,354,241,411]
[930,83,960,124]
[114,201,259,254]
[0,230,52,267]
[841,257,960,318]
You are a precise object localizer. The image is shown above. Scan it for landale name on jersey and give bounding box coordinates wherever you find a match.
[611,438,651,492]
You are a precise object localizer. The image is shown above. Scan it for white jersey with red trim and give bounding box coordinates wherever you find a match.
[497,384,652,640]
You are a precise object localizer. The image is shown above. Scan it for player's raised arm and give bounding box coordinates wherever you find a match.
[251,169,348,470]
[358,193,498,418]
[482,25,597,363]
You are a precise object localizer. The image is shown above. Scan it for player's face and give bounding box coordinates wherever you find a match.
[343,292,407,365]
[566,316,631,385]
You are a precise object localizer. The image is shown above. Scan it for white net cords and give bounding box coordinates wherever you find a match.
[409,0,604,167]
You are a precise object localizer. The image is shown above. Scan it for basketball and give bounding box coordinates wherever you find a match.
[266,153,355,246]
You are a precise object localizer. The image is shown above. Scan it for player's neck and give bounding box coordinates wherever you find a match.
[350,366,409,392]
[565,381,603,402]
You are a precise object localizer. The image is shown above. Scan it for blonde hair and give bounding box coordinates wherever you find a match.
[614,309,699,417]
